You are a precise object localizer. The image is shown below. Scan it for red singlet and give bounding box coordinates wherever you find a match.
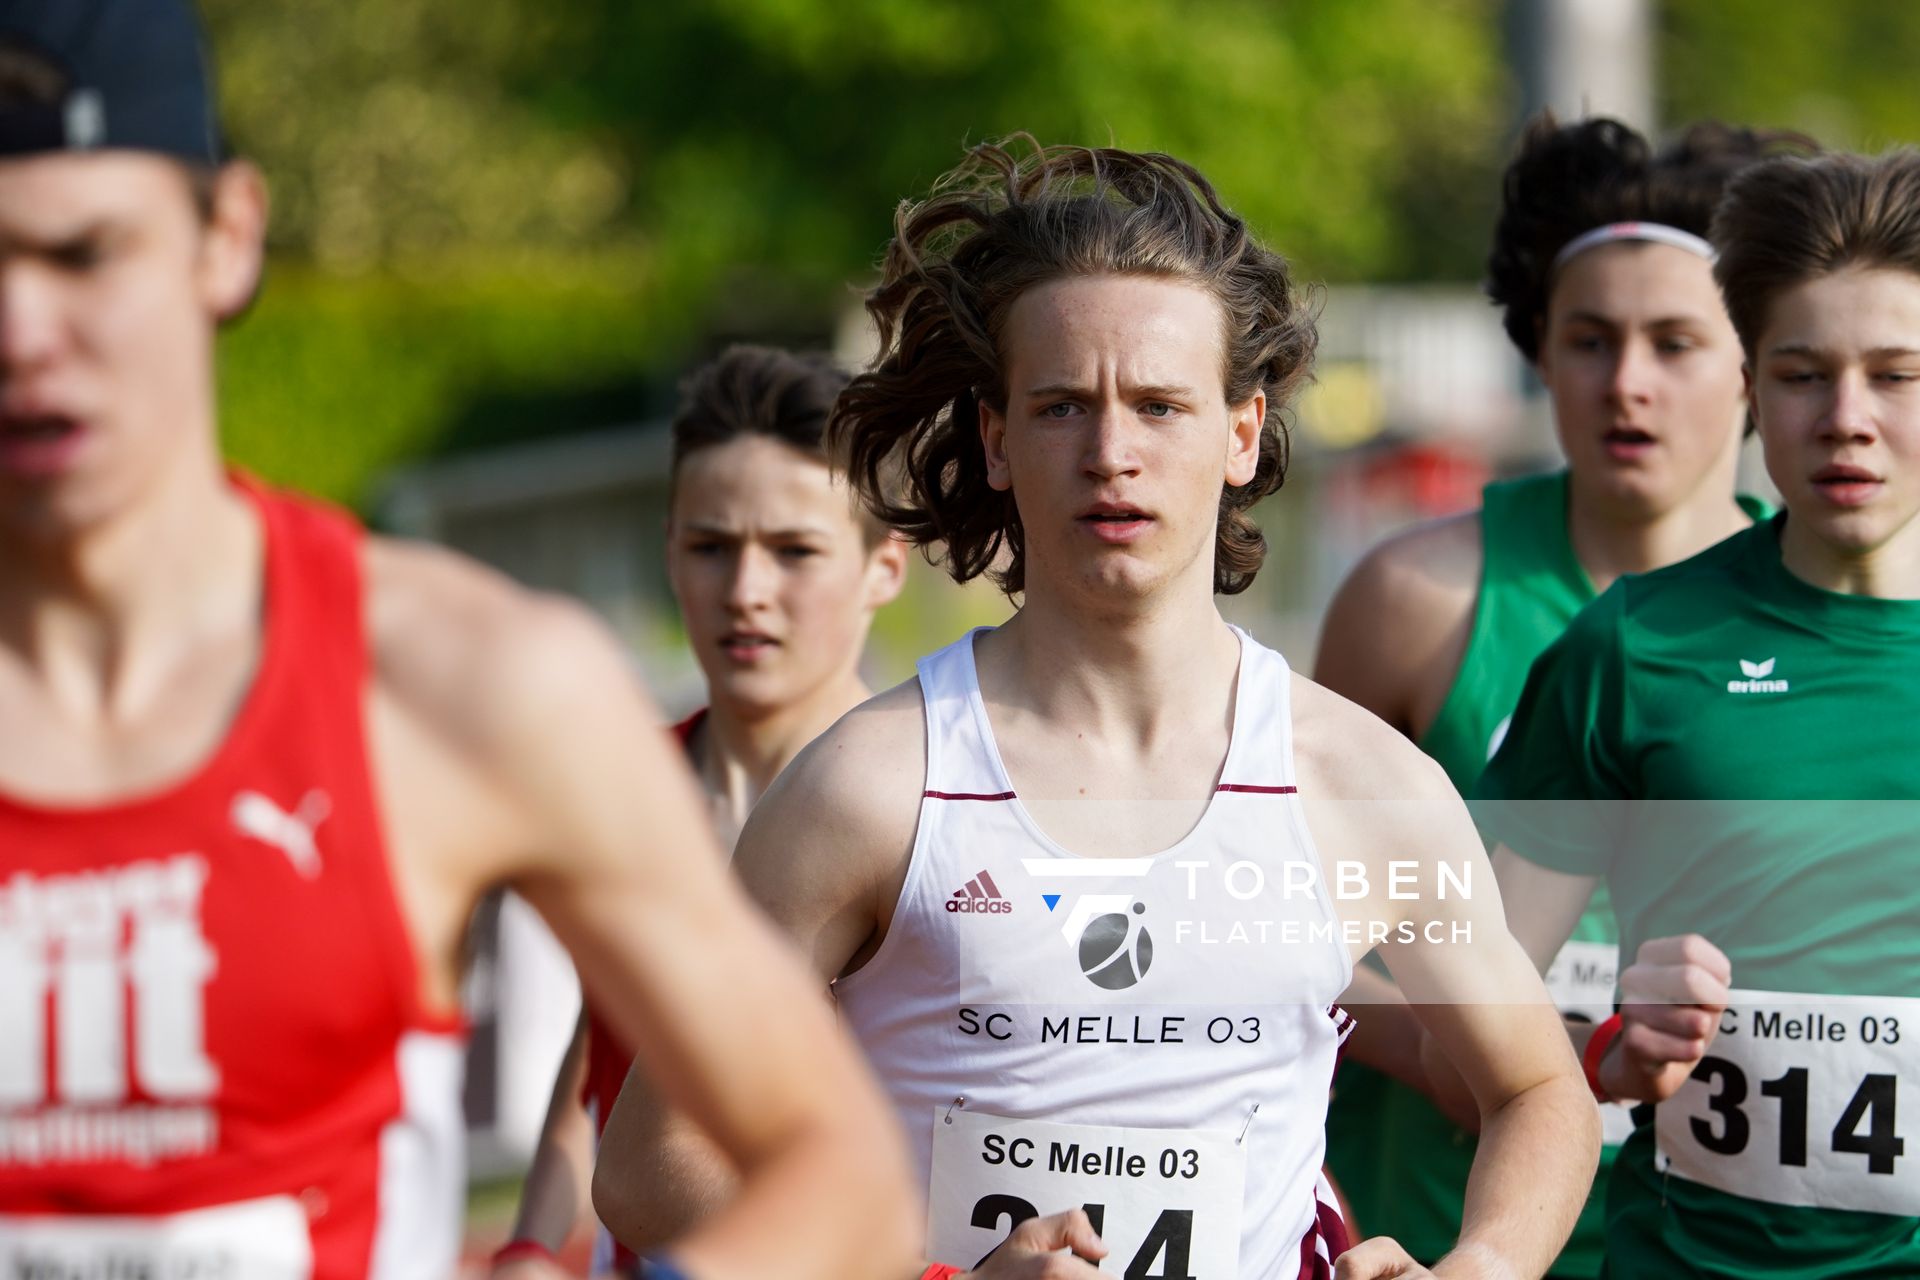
[0,481,466,1278]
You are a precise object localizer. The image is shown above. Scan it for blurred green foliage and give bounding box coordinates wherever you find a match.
[217,255,669,507]
[1661,1,1920,152]
[207,0,1920,512]
[202,0,1513,507]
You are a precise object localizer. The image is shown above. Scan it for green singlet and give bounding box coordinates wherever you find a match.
[1477,513,1920,1277]
[1324,472,1768,1276]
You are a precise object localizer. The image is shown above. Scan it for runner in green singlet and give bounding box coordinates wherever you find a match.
[1317,114,1804,1276]
[1478,148,1920,1277]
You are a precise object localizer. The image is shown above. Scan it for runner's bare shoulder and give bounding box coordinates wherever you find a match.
[1316,512,1482,730]
[1293,677,1452,800]
[358,532,660,865]
[1288,673,1468,871]
[361,535,639,743]
[754,678,925,859]
[733,678,927,955]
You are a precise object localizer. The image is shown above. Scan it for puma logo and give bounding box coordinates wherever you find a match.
[231,790,331,879]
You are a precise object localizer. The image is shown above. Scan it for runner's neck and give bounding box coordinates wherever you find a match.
[0,456,258,717]
[1566,464,1753,594]
[700,670,873,835]
[1779,509,1920,600]
[980,597,1241,749]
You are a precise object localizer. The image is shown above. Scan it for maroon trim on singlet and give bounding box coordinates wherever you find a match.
[1215,783,1299,794]
[923,790,1018,802]
[1328,1003,1359,1068]
[1295,1188,1351,1280]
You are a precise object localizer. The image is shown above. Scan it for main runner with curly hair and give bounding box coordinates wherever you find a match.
[595,136,1599,1280]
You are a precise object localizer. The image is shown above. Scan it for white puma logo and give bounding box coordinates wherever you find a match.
[1739,658,1776,678]
[231,790,331,879]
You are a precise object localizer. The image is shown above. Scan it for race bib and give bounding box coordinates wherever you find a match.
[927,1108,1246,1278]
[1543,938,1634,1147]
[0,1195,313,1278]
[1656,990,1918,1216]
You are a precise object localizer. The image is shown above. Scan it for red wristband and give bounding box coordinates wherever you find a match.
[1582,1012,1625,1103]
[491,1239,559,1267]
[920,1266,964,1280]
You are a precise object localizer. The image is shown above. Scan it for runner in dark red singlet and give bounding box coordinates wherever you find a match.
[497,347,906,1278]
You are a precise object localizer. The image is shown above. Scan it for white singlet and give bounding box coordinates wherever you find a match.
[835,628,1355,1279]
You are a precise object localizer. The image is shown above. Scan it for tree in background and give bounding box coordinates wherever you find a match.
[207,0,1920,511]
[1662,0,1920,152]
[202,0,1511,506]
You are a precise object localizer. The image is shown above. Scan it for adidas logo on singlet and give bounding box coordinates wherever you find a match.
[1726,657,1790,695]
[946,870,1013,914]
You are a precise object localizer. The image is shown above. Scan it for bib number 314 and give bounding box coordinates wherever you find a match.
[1656,990,1918,1216]
[927,1109,1246,1278]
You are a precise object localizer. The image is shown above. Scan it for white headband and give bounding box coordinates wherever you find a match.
[1551,221,1717,274]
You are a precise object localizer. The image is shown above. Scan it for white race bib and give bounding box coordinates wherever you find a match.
[1656,990,1918,1216]
[927,1108,1246,1278]
[0,1195,314,1278]
[1543,938,1634,1147]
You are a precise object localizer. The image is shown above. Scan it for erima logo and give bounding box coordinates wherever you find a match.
[1727,657,1789,695]
[1022,858,1155,990]
[946,870,1012,914]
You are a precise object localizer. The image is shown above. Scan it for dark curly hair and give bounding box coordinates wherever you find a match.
[1714,150,1920,356]
[1487,113,1817,361]
[830,135,1317,597]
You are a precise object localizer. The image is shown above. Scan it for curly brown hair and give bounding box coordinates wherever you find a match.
[1486,113,1816,362]
[830,136,1317,597]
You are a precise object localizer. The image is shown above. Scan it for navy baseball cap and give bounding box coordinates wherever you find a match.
[0,0,222,163]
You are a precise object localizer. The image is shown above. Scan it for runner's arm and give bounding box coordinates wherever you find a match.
[1411,848,1601,1132]
[1296,684,1598,1280]
[1314,517,1481,1093]
[476,604,918,1280]
[1384,833,1598,1279]
[494,1012,593,1277]
[589,683,925,1265]
[1313,513,1481,742]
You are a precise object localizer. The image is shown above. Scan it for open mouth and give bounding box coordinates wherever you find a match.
[1079,505,1154,543]
[1602,426,1657,457]
[718,631,779,661]
[0,414,87,476]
